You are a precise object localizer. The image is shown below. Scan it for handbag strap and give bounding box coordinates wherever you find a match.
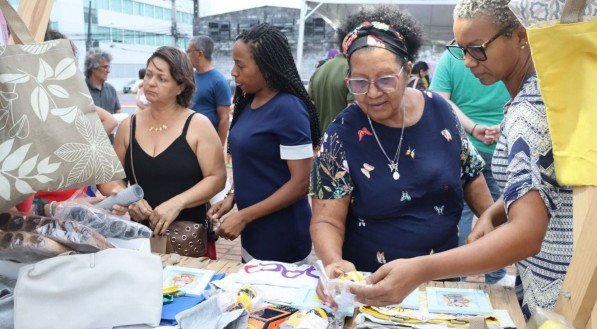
[0,0,35,44]
[561,0,588,23]
[129,114,139,185]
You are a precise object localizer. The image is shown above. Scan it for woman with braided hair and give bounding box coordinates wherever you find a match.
[207,23,320,263]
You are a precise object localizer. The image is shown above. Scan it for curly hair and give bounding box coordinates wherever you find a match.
[454,0,520,31]
[84,48,112,78]
[146,46,195,108]
[230,23,320,148]
[337,5,423,62]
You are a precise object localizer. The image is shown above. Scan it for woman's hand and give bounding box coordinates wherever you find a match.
[350,258,423,307]
[150,199,184,236]
[466,212,496,244]
[471,124,489,142]
[315,259,356,308]
[483,124,501,145]
[215,208,247,240]
[128,199,153,222]
[207,196,235,225]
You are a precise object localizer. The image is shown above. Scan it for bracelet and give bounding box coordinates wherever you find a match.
[471,124,478,135]
[226,188,235,197]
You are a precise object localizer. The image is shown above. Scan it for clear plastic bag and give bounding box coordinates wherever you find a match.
[0,213,114,253]
[524,307,574,329]
[280,307,341,329]
[54,202,151,239]
[326,271,370,309]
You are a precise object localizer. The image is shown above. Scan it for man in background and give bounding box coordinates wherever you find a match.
[308,29,354,134]
[187,36,232,145]
[84,48,120,114]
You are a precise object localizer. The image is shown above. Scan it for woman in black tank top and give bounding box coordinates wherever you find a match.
[99,47,226,239]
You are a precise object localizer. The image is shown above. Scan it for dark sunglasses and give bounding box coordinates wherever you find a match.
[446,25,513,62]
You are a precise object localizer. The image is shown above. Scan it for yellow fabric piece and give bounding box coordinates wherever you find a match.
[527,18,597,186]
[359,306,500,327]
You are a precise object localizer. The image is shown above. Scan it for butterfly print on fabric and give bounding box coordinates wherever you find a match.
[357,127,372,141]
[361,163,374,179]
[441,129,452,142]
[377,251,387,264]
[401,191,411,201]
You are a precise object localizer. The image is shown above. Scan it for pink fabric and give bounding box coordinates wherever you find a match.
[0,8,9,46]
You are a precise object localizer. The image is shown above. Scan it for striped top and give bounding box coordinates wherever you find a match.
[491,74,573,319]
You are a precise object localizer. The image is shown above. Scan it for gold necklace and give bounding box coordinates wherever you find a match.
[148,110,177,132]
[148,123,168,132]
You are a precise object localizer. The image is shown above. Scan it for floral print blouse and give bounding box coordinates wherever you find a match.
[310,91,484,272]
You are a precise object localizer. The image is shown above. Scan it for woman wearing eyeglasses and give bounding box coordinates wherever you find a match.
[310,6,493,294]
[351,0,572,320]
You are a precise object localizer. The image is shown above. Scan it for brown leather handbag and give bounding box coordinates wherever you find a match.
[165,221,207,258]
[129,115,208,258]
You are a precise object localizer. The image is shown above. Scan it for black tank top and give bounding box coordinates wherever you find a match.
[124,113,206,223]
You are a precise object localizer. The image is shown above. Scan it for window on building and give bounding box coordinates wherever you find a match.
[133,1,143,15]
[144,3,154,17]
[98,0,109,10]
[271,17,294,41]
[162,7,170,20]
[98,27,111,41]
[123,29,134,44]
[111,28,123,43]
[238,19,259,35]
[220,22,231,41]
[110,0,122,12]
[208,22,219,41]
[153,5,162,19]
[122,0,132,14]
[305,17,325,40]
[83,6,98,25]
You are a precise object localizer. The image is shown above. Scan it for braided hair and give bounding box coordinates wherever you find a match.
[230,23,321,149]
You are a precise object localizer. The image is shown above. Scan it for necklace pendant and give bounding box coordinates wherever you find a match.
[392,171,400,180]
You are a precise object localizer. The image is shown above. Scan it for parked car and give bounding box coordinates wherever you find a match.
[122,79,137,93]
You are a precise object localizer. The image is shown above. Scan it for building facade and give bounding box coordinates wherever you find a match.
[6,1,341,89]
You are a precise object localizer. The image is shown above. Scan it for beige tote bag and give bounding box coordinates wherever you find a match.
[0,1,124,210]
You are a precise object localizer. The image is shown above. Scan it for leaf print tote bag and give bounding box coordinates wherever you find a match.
[0,1,125,210]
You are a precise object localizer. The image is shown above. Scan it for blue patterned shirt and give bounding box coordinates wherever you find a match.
[492,74,573,319]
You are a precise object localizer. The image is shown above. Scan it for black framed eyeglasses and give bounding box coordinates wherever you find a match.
[446,25,513,62]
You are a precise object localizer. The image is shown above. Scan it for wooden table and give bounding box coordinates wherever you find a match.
[161,255,526,328]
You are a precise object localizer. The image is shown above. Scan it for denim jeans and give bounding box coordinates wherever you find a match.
[459,150,506,284]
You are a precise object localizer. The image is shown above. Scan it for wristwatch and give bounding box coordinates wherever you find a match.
[226,188,235,197]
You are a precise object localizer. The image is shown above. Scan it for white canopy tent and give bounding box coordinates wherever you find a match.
[296,0,458,72]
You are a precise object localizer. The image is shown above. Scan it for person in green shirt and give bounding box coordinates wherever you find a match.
[308,23,356,134]
[430,49,511,285]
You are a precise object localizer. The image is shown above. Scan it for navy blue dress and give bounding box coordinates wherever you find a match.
[310,91,484,272]
[229,92,313,263]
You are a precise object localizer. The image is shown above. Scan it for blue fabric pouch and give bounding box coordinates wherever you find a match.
[160,273,225,326]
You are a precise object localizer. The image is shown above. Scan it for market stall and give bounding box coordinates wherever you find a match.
[161,254,526,328]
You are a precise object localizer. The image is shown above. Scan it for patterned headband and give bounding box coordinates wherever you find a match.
[342,21,409,59]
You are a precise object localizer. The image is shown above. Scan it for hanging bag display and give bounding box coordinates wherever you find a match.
[0,0,124,210]
[509,0,597,185]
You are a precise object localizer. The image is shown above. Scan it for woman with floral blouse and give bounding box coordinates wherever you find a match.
[310,6,493,290]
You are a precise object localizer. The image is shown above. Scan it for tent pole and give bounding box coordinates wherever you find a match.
[296,0,307,77]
